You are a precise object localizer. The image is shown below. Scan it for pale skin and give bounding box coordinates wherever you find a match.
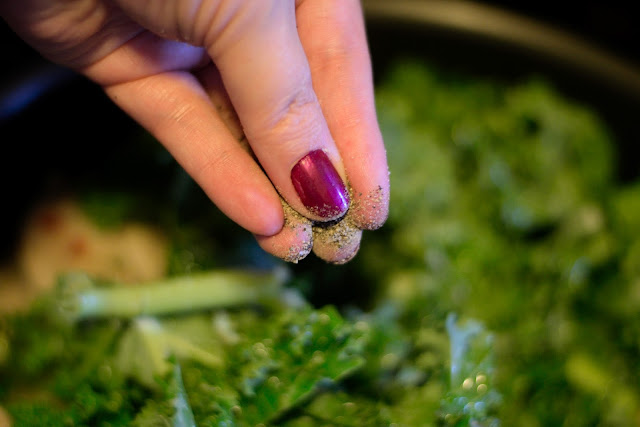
[1,0,390,263]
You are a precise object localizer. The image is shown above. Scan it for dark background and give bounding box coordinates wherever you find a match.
[2,1,639,110]
[2,2,639,68]
[489,2,638,66]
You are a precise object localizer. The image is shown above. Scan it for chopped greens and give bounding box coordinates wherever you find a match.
[2,60,640,425]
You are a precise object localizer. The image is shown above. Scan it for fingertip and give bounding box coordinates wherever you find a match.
[348,181,390,231]
[311,217,362,264]
[248,204,285,237]
[204,168,285,237]
[255,200,313,263]
[328,242,360,265]
[255,226,313,264]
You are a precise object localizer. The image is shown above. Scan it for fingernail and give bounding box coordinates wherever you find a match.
[291,150,349,220]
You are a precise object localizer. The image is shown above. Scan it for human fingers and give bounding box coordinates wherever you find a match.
[207,1,351,223]
[113,0,351,223]
[255,199,313,263]
[103,70,284,237]
[196,65,313,262]
[74,27,284,237]
[87,29,313,263]
[312,216,362,265]
[295,0,390,230]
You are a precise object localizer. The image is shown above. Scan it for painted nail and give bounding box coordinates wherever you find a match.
[291,150,349,220]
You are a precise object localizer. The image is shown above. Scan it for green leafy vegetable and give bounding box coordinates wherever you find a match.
[3,59,640,426]
[132,362,197,427]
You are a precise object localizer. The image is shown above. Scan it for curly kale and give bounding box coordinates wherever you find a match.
[3,60,640,427]
[1,269,371,426]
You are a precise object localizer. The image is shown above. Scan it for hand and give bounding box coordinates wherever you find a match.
[1,0,389,263]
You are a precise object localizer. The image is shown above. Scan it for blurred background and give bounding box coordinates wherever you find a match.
[488,1,638,64]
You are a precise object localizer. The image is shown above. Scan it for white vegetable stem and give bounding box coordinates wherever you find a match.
[58,267,288,320]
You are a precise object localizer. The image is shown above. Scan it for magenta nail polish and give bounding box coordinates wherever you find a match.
[291,150,349,220]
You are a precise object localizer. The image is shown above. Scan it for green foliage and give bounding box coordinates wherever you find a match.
[440,315,501,425]
[370,59,640,425]
[1,276,370,426]
[132,363,197,427]
[5,403,69,427]
[233,306,367,425]
[3,60,640,426]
